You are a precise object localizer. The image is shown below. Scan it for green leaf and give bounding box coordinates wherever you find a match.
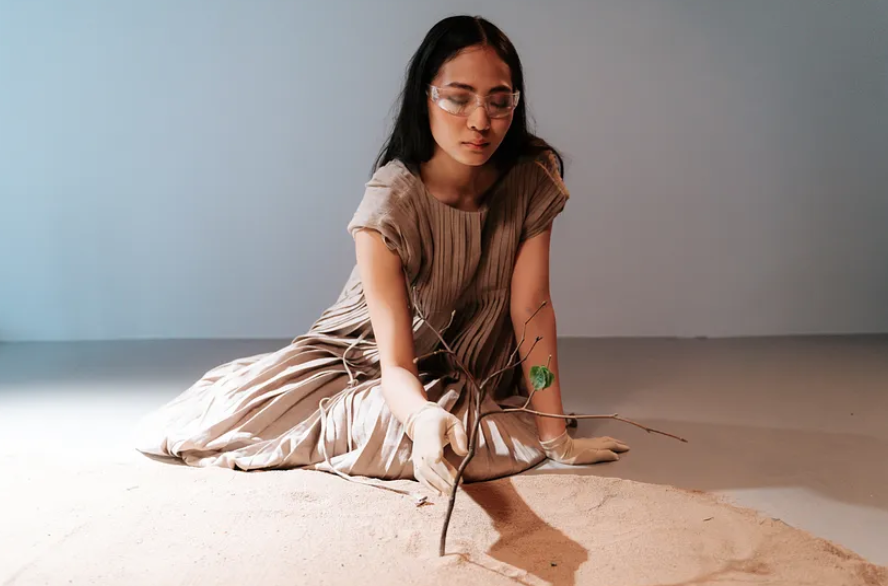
[530,365,554,391]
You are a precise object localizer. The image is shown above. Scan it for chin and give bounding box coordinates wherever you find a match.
[457,157,490,167]
[449,148,495,167]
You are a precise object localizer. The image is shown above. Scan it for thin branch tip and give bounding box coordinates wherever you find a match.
[412,295,686,556]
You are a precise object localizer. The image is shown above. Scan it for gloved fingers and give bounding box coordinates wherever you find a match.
[543,433,625,465]
[426,454,460,494]
[415,463,452,495]
[415,456,454,495]
[594,449,620,462]
[569,435,627,452]
[589,436,630,453]
[445,418,469,456]
[413,466,441,495]
[570,447,620,465]
[572,437,623,461]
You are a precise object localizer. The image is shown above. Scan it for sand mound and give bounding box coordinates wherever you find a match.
[1,452,885,586]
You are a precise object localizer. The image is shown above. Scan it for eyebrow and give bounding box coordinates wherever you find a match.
[445,82,514,93]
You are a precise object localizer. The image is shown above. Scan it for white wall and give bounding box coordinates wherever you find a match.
[1,0,886,342]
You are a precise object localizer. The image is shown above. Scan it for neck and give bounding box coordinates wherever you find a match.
[420,149,497,208]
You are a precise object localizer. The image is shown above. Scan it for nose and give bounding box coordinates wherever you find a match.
[468,104,491,132]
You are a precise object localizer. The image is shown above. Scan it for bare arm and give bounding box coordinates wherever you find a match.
[510,227,568,441]
[354,229,429,424]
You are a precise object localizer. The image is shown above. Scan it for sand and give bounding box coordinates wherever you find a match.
[1,448,885,586]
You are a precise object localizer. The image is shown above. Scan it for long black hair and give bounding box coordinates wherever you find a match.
[374,15,563,177]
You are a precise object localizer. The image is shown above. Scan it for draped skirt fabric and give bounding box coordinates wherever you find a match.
[134,338,547,483]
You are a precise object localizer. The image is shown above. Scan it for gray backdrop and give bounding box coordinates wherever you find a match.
[1,0,886,341]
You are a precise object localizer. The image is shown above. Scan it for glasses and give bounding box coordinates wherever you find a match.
[427,85,520,119]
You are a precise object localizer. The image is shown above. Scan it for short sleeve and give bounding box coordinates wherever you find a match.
[520,150,570,242]
[346,163,417,275]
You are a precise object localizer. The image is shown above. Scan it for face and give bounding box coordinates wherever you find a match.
[427,45,515,167]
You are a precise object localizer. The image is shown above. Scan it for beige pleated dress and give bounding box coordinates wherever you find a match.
[134,150,569,484]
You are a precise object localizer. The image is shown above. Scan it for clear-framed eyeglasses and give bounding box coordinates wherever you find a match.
[427,85,521,119]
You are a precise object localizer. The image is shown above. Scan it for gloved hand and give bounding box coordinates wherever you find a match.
[539,430,630,465]
[404,401,469,495]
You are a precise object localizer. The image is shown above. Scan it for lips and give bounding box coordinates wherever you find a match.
[463,141,489,148]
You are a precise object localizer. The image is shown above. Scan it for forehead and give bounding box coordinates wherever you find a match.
[433,45,512,90]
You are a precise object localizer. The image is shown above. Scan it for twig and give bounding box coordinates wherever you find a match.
[480,301,548,389]
[411,291,482,394]
[480,336,542,389]
[413,349,449,364]
[483,409,688,443]
[426,302,547,557]
[408,294,687,556]
[507,301,548,365]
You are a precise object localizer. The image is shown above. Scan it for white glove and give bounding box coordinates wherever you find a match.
[404,402,469,495]
[539,431,630,465]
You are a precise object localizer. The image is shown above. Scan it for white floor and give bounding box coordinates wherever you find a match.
[1,336,885,565]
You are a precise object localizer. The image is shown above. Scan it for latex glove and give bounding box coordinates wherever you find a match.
[404,402,469,495]
[539,431,630,465]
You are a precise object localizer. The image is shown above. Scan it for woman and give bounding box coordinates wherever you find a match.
[135,15,629,496]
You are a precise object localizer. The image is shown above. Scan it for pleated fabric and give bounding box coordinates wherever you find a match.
[134,151,570,483]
